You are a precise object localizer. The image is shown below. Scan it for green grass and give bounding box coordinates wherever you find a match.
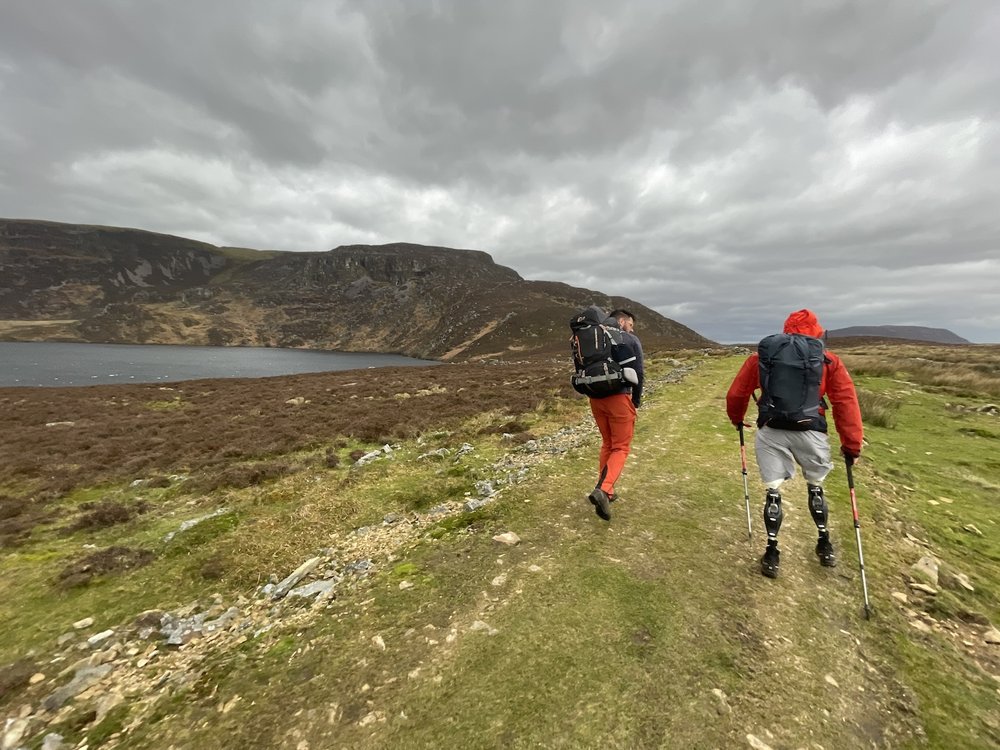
[5,350,1000,748]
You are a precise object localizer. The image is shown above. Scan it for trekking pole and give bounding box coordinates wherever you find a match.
[845,456,873,620]
[738,424,752,542]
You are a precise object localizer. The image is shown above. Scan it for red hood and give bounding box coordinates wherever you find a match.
[783,309,824,338]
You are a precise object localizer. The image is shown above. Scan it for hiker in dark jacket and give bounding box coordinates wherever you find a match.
[726,309,863,578]
[585,308,644,521]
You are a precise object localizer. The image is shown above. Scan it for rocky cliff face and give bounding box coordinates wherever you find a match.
[0,219,715,357]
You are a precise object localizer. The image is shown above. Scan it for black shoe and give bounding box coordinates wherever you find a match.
[760,545,780,578]
[588,488,612,521]
[608,492,619,503]
[816,537,837,567]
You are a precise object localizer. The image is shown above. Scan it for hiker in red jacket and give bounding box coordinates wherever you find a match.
[726,309,863,578]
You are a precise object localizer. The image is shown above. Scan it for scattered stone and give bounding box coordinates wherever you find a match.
[41,733,65,750]
[463,498,489,512]
[2,718,30,749]
[416,448,450,461]
[908,582,938,596]
[963,524,984,537]
[910,620,933,634]
[746,735,774,750]
[491,573,507,587]
[372,635,386,651]
[710,687,731,715]
[271,557,323,600]
[30,672,46,684]
[44,421,75,427]
[940,568,975,593]
[288,580,336,599]
[57,632,76,647]
[163,507,230,542]
[910,555,940,586]
[824,674,839,688]
[382,513,401,525]
[985,628,1000,645]
[454,443,475,458]
[87,629,114,648]
[398,580,414,590]
[469,620,499,636]
[891,592,909,605]
[42,664,113,711]
[73,617,94,630]
[528,565,543,573]
[492,532,521,546]
[284,396,307,406]
[474,480,497,497]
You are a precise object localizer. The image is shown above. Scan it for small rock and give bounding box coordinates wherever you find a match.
[492,532,521,546]
[910,555,940,586]
[285,396,306,406]
[891,592,909,604]
[42,733,66,750]
[910,620,933,634]
[87,629,114,648]
[398,580,414,590]
[469,620,499,636]
[710,687,731,715]
[528,565,543,573]
[940,568,975,593]
[372,635,386,651]
[963,524,984,537]
[984,628,1000,644]
[908,582,938,595]
[2,718,30,749]
[56,632,76,647]
[271,557,323,600]
[824,674,839,688]
[73,617,94,630]
[288,580,336,599]
[491,574,507,587]
[746,734,774,750]
[30,672,47,684]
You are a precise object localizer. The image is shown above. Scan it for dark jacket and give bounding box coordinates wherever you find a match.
[603,317,644,407]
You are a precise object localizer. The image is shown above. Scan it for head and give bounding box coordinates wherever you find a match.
[610,308,635,333]
[782,309,824,339]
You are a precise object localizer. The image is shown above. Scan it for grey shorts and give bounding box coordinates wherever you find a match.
[754,426,833,484]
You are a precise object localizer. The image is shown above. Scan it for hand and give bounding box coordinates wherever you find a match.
[734,420,752,429]
[841,446,860,465]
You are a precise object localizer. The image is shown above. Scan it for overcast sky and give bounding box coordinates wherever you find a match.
[2,1,998,343]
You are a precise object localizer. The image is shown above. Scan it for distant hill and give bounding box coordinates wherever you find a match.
[0,218,715,359]
[826,325,970,345]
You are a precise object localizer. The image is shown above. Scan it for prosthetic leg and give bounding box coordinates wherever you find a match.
[761,488,783,578]
[808,484,836,566]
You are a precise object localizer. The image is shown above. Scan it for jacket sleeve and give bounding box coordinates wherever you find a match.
[823,353,864,455]
[726,354,759,425]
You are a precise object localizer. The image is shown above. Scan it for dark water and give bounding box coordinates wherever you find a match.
[0,342,438,387]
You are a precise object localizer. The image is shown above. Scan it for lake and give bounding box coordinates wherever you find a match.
[0,342,438,387]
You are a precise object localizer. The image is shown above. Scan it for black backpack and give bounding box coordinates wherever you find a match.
[569,306,626,397]
[757,333,828,431]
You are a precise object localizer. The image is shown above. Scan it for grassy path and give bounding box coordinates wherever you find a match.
[8,351,1000,749]
[123,356,927,749]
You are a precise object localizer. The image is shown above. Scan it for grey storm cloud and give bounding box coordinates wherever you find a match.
[1,0,998,342]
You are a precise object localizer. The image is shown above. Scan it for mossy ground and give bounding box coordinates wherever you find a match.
[3,346,1000,748]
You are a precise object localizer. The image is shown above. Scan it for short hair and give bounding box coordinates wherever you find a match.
[609,308,635,322]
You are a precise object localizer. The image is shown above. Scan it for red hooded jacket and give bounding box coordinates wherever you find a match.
[726,309,864,456]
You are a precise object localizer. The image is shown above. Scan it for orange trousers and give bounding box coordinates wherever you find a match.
[589,393,636,494]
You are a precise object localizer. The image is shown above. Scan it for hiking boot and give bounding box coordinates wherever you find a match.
[816,536,837,567]
[588,488,612,521]
[760,545,780,578]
